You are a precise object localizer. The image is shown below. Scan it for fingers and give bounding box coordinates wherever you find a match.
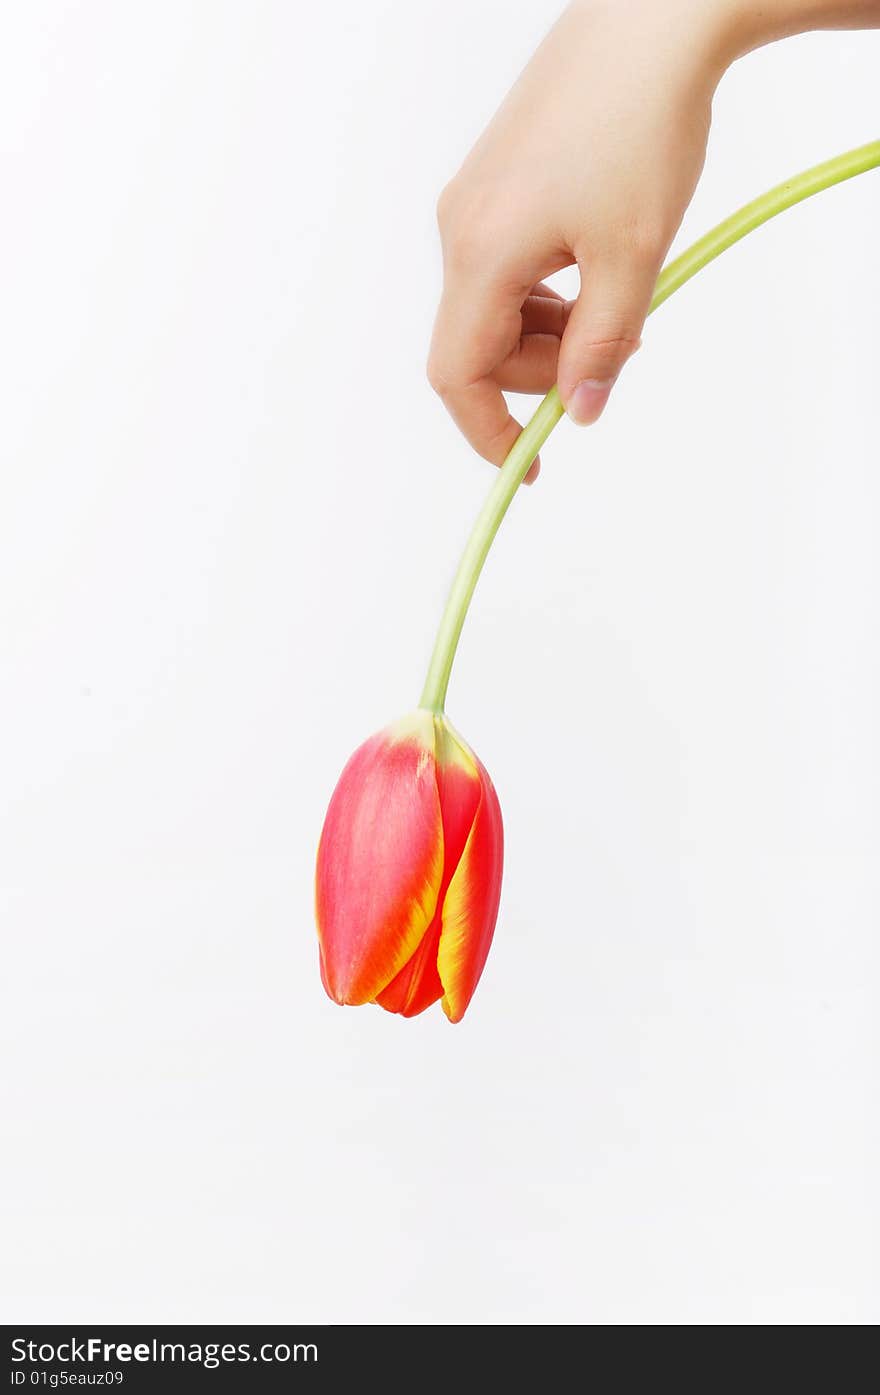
[494,292,573,392]
[556,247,661,424]
[519,291,568,337]
[428,275,572,459]
[427,254,528,459]
[426,246,559,481]
[493,334,561,394]
[529,280,566,303]
[436,375,525,468]
[430,235,661,461]
[437,382,541,484]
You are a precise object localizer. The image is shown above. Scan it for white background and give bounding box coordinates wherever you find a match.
[1,2,878,1325]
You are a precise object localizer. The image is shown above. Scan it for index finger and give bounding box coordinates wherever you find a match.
[427,265,533,470]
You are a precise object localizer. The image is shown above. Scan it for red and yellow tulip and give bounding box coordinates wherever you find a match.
[316,711,503,1022]
[314,145,880,1022]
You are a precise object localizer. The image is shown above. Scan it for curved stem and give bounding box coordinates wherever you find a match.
[419,139,880,714]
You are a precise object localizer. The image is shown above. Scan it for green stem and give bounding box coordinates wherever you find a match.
[419,140,880,714]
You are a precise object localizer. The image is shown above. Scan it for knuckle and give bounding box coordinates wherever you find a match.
[574,332,641,377]
[436,178,504,272]
[588,327,642,351]
[605,333,642,361]
[435,179,460,233]
[426,353,453,397]
[625,216,669,268]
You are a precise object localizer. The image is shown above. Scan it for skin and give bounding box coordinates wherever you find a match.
[428,0,880,481]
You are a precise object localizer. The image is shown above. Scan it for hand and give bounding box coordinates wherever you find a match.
[427,0,740,479]
[429,0,880,476]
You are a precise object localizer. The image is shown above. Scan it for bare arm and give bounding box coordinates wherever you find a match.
[428,0,880,478]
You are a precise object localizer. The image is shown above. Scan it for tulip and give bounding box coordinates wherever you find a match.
[315,142,880,1021]
[316,710,502,1021]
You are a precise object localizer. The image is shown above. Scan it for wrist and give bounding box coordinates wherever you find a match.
[712,0,880,65]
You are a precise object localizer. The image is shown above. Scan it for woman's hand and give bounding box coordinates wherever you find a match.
[427,0,880,478]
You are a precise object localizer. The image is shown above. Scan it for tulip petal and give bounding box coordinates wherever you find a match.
[316,711,443,1005]
[437,754,503,1024]
[433,716,482,872]
[374,914,443,1017]
[319,946,330,997]
[374,721,482,1018]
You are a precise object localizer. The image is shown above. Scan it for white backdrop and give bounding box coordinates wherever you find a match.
[1,2,878,1325]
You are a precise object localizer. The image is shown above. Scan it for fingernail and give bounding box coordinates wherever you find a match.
[567,377,616,426]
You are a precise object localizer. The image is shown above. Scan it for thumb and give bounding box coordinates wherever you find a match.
[557,252,659,425]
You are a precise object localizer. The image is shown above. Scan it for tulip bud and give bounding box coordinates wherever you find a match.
[315,710,503,1022]
[313,144,880,1023]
